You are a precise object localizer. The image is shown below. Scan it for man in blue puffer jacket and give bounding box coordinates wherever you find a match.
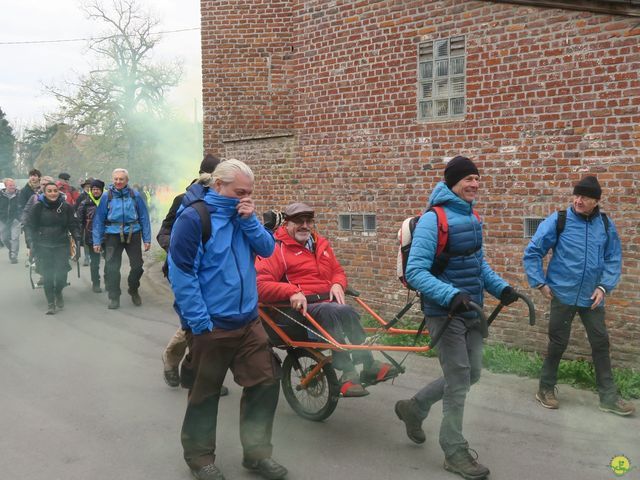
[524,175,634,417]
[93,168,151,309]
[168,159,287,480]
[394,156,516,480]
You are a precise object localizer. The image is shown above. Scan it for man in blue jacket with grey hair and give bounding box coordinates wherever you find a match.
[523,175,634,417]
[93,168,151,309]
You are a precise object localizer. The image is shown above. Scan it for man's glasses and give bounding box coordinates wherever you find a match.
[290,216,314,226]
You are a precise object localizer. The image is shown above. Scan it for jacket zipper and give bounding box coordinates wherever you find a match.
[575,219,589,306]
[231,241,244,312]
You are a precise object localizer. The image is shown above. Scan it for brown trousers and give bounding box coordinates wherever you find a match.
[181,318,281,469]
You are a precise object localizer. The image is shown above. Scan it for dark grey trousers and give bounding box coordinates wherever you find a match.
[307,302,374,372]
[412,315,483,457]
[539,297,617,403]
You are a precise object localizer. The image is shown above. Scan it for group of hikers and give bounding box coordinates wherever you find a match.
[2,153,635,480]
[1,169,152,314]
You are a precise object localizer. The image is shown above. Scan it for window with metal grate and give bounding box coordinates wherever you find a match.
[338,214,377,232]
[524,218,545,238]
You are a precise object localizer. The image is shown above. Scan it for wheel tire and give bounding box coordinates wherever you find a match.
[281,350,340,421]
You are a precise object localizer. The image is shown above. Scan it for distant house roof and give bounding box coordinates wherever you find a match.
[481,0,640,16]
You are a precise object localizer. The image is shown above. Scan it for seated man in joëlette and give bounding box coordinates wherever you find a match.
[256,202,398,397]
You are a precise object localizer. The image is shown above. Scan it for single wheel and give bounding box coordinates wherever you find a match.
[281,349,340,421]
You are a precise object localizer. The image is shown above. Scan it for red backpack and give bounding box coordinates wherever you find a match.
[397,206,481,290]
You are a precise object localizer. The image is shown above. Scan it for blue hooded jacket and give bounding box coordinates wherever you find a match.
[523,206,621,307]
[405,182,508,317]
[168,187,275,334]
[92,185,151,245]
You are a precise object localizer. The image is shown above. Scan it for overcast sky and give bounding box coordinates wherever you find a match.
[0,0,202,130]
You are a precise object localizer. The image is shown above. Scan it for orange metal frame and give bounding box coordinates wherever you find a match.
[258,296,432,353]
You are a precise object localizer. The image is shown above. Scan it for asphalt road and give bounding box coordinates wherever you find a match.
[0,246,638,480]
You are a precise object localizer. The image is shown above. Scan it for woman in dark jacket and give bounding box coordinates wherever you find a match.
[25,182,81,315]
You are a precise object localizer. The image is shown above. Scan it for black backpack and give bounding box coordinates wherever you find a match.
[162,200,213,277]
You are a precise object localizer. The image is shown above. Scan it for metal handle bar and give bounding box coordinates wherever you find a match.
[429,301,487,348]
[486,291,536,327]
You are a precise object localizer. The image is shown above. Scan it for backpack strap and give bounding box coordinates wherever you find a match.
[429,206,482,276]
[555,210,567,246]
[431,206,481,256]
[431,206,449,256]
[188,200,213,247]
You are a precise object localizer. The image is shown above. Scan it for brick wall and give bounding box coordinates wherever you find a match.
[201,0,640,368]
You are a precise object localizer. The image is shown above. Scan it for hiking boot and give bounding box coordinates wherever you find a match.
[599,398,636,416]
[108,297,120,310]
[55,292,64,309]
[46,303,56,315]
[10,258,18,264]
[128,289,142,306]
[163,353,180,388]
[92,283,102,293]
[394,399,426,444]
[536,387,559,409]
[444,448,490,480]
[242,458,288,480]
[190,464,225,480]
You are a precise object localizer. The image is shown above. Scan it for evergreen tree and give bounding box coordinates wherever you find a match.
[0,107,16,177]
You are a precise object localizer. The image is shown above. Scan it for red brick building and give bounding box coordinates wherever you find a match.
[200,0,640,368]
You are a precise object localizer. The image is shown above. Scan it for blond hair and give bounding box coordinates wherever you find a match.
[198,159,254,186]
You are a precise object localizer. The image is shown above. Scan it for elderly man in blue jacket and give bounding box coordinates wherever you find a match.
[168,159,286,480]
[523,175,634,417]
[92,168,151,309]
[394,156,516,480]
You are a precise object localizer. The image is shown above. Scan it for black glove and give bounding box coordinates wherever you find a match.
[73,241,82,261]
[449,292,472,315]
[500,286,519,306]
[263,210,285,231]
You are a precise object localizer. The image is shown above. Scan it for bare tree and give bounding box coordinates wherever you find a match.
[48,0,182,180]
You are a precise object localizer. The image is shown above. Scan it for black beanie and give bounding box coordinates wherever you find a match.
[444,156,479,188]
[199,154,221,174]
[90,179,105,191]
[573,175,601,200]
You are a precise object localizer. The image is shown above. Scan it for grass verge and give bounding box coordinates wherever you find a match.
[362,316,639,399]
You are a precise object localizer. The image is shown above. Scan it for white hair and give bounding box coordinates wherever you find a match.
[198,159,254,186]
[112,168,129,179]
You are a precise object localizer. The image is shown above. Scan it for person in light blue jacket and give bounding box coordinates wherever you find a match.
[92,168,151,310]
[524,175,634,417]
[168,159,287,480]
[395,156,516,480]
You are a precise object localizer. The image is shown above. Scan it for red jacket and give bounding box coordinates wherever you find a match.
[256,226,348,303]
[56,181,80,206]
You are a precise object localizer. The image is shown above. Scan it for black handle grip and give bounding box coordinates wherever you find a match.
[486,291,536,327]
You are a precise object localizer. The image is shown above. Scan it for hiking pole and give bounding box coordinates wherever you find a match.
[29,259,36,289]
[486,291,536,327]
[76,242,81,278]
[428,301,486,349]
